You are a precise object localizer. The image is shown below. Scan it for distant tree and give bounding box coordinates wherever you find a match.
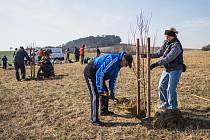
[201,44,210,51]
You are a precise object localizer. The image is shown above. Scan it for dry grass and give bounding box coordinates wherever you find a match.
[0,50,210,139]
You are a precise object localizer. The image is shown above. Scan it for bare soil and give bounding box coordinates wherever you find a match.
[0,51,210,139]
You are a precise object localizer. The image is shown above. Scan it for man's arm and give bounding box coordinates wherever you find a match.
[24,50,32,61]
[109,73,118,97]
[141,41,167,59]
[95,56,113,93]
[150,41,167,58]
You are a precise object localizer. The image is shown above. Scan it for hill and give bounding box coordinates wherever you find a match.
[62,35,121,50]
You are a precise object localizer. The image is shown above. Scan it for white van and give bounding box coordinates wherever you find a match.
[45,47,64,60]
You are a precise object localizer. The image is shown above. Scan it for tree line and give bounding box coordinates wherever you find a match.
[201,44,210,51]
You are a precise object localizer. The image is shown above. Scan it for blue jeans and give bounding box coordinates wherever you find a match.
[158,70,182,109]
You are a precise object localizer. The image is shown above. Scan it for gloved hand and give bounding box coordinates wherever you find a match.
[140,54,147,58]
[150,62,160,70]
[100,91,109,96]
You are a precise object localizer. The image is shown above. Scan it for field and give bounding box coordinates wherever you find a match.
[0,50,210,139]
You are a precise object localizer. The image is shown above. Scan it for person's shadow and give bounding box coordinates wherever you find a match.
[178,107,210,130]
[51,74,68,80]
[103,106,210,131]
[34,74,68,81]
[102,106,150,127]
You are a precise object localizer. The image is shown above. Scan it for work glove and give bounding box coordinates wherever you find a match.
[140,54,147,58]
[150,62,160,70]
[99,91,109,97]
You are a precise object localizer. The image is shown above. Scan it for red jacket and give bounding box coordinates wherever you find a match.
[38,50,44,57]
[80,47,84,55]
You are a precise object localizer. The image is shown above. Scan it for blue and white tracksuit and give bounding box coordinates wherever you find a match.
[84,52,126,122]
[151,38,183,109]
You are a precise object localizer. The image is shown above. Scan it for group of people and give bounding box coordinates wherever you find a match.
[64,46,81,63]
[66,45,86,64]
[84,27,185,126]
[2,27,184,126]
[10,44,100,81]
[37,48,52,61]
[65,45,101,64]
[12,46,54,81]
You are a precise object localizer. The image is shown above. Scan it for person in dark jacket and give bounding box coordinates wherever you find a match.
[141,27,184,110]
[96,46,101,57]
[74,46,80,62]
[45,49,52,59]
[14,46,31,81]
[84,51,133,125]
[2,56,8,69]
[13,48,18,58]
[37,56,54,79]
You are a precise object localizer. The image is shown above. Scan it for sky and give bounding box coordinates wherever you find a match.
[0,0,210,51]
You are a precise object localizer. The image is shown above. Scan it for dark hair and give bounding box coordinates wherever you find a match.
[124,54,133,68]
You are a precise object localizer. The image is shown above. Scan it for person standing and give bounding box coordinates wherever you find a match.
[96,46,101,57]
[74,46,80,62]
[13,48,18,57]
[2,56,8,69]
[14,46,31,81]
[141,27,184,110]
[84,51,133,125]
[65,48,70,63]
[80,44,85,64]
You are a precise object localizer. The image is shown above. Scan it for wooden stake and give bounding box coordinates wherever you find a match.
[142,42,146,111]
[33,48,35,78]
[136,38,141,115]
[30,48,32,77]
[147,37,151,117]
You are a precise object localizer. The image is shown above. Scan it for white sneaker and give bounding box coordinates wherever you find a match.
[158,105,167,110]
